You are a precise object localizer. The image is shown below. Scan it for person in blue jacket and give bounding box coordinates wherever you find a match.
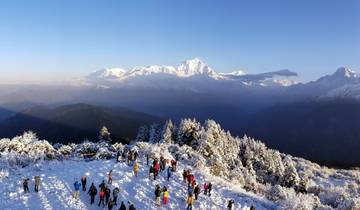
[73,181,81,200]
[167,166,172,181]
[187,184,194,196]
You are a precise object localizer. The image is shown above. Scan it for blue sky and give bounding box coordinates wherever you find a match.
[0,0,359,82]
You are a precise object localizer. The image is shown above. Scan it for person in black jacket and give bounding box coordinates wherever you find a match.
[227,199,235,210]
[105,187,111,204]
[208,182,212,196]
[23,178,30,193]
[128,201,136,210]
[194,185,200,200]
[119,201,126,210]
[154,184,161,206]
[88,183,97,205]
[99,180,106,191]
[81,175,87,191]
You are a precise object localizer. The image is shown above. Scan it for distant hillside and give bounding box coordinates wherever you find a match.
[244,99,360,167]
[0,104,163,143]
[0,107,14,122]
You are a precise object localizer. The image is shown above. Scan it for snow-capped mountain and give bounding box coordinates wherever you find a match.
[84,58,298,88]
[311,67,359,87]
[177,58,218,78]
[219,70,246,77]
[87,67,126,80]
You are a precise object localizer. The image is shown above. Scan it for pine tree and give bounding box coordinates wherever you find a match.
[135,125,150,142]
[281,156,300,188]
[99,126,111,142]
[149,124,161,143]
[161,120,174,144]
[177,118,201,146]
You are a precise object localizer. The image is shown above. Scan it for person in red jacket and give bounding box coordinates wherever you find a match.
[187,173,192,184]
[154,161,160,180]
[204,183,209,195]
[98,189,105,207]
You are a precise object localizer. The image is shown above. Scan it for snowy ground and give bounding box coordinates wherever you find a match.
[0,157,274,210]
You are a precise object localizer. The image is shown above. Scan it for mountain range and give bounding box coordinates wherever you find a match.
[1,58,360,167]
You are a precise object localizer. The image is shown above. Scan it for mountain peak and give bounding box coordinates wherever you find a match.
[178,58,216,77]
[87,67,126,80]
[333,67,357,78]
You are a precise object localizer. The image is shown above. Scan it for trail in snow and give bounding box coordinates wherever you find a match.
[0,157,274,210]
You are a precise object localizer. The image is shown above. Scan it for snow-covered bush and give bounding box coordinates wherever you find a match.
[0,132,60,166]
[319,186,350,208]
[58,145,74,156]
[0,168,9,181]
[75,141,99,156]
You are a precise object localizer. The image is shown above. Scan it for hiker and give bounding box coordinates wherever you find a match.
[23,178,30,193]
[81,175,87,191]
[149,165,154,179]
[127,151,133,165]
[186,194,194,210]
[121,150,126,161]
[98,189,105,207]
[108,198,115,210]
[134,150,138,161]
[204,183,208,195]
[129,203,136,210]
[208,182,212,196]
[105,186,111,204]
[99,180,106,191]
[154,160,160,180]
[191,179,196,188]
[162,186,169,205]
[171,159,177,171]
[160,156,166,171]
[187,173,194,185]
[155,184,161,206]
[133,161,139,177]
[88,183,98,205]
[113,187,120,205]
[183,169,188,182]
[73,181,81,200]
[116,150,121,162]
[227,199,235,210]
[119,201,126,210]
[34,175,41,192]
[146,153,149,166]
[187,184,194,196]
[167,166,172,181]
[194,185,200,200]
[108,170,113,184]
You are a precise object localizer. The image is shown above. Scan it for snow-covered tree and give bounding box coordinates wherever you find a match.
[177,118,201,146]
[135,125,150,142]
[281,156,300,188]
[149,123,161,143]
[99,126,111,142]
[160,120,174,144]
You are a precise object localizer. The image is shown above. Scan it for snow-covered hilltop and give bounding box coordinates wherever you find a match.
[0,119,359,210]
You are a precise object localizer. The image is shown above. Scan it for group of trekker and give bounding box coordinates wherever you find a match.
[182,169,213,210]
[22,175,40,193]
[22,147,256,210]
[73,173,136,210]
[148,155,177,181]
